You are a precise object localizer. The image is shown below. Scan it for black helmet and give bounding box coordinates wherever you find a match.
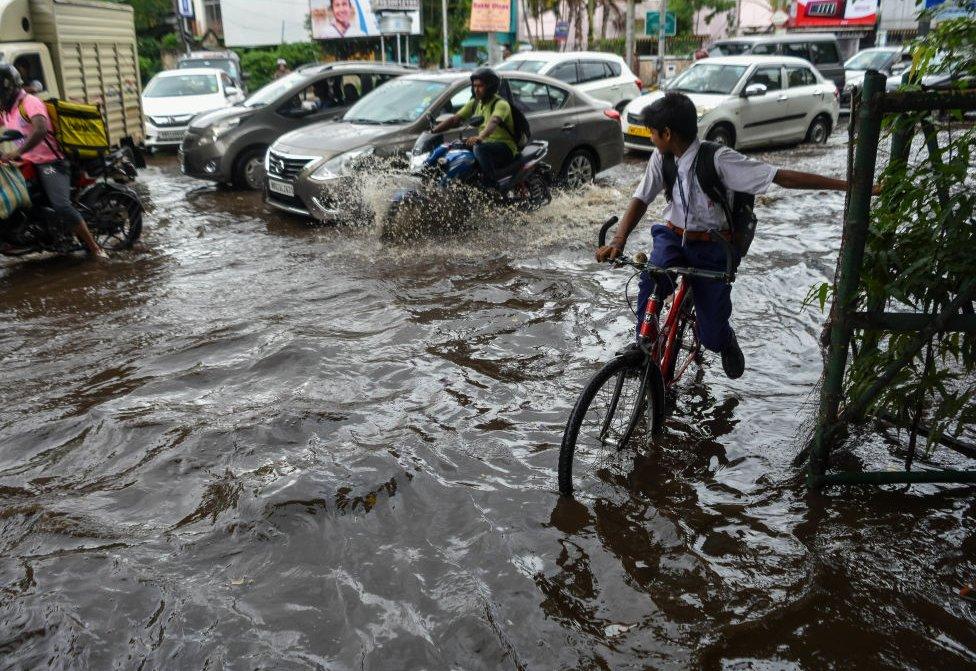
[470,67,499,98]
[0,63,24,112]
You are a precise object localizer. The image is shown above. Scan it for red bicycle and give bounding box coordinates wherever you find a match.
[557,216,736,497]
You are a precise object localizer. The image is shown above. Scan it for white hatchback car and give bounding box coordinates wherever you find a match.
[497,51,642,110]
[622,56,839,151]
[143,68,245,152]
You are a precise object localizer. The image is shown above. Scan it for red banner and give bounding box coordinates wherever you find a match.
[790,0,878,27]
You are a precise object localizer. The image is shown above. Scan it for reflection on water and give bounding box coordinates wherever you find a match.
[0,142,973,669]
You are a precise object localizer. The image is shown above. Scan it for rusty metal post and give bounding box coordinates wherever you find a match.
[808,70,887,486]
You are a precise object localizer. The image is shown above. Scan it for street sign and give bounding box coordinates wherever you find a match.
[644,11,676,37]
[373,0,421,10]
[177,0,194,19]
[554,20,569,42]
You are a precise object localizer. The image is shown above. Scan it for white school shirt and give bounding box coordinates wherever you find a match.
[632,139,778,232]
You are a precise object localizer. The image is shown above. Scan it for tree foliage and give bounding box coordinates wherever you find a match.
[843,16,976,450]
[418,0,473,66]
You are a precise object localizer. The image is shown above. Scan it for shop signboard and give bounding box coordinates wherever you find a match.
[470,0,512,32]
[791,0,878,27]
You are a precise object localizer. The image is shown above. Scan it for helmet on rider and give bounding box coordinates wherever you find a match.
[469,67,499,99]
[0,63,24,113]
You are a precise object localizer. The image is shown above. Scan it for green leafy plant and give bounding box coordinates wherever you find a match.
[842,16,976,451]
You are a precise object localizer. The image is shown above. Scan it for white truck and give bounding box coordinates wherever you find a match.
[0,0,144,148]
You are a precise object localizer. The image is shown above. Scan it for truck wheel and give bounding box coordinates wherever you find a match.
[232,147,267,190]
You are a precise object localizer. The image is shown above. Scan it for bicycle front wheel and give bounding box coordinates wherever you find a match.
[558,352,664,497]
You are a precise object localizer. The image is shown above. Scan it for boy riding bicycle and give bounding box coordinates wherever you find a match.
[595,91,862,379]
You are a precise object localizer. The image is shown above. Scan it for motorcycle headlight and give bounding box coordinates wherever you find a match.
[409,151,429,172]
[310,146,375,182]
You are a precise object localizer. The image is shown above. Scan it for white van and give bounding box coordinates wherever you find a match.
[497,51,641,110]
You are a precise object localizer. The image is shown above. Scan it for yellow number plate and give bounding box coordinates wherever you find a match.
[628,124,651,138]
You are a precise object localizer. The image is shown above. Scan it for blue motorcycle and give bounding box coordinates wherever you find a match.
[386,120,552,235]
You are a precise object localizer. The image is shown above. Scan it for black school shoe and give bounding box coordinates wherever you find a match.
[721,334,745,379]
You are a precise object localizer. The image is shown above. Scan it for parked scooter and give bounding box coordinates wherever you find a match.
[1,129,142,256]
[385,116,551,235]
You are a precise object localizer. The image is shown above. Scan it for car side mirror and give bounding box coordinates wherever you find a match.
[743,83,767,98]
[226,86,240,97]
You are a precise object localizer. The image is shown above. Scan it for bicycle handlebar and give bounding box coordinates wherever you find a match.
[597,216,735,284]
[598,216,618,248]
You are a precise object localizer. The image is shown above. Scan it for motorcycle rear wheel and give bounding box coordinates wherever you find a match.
[81,185,143,251]
[522,173,551,212]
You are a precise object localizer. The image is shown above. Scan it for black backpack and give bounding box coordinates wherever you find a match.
[661,141,758,261]
[491,83,531,149]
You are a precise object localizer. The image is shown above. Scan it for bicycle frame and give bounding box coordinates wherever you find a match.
[598,216,735,388]
[638,278,698,385]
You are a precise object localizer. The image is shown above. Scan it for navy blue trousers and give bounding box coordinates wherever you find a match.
[635,224,736,353]
[473,141,514,182]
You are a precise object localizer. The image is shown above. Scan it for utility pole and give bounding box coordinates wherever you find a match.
[487,31,499,64]
[625,0,635,74]
[657,0,667,86]
[734,0,742,34]
[442,0,449,68]
[172,0,192,55]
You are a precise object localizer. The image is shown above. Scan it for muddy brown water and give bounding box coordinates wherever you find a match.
[1,136,974,670]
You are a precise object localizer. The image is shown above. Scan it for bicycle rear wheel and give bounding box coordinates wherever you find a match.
[558,352,664,497]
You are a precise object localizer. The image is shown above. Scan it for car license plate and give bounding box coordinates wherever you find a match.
[628,124,651,138]
[268,179,294,197]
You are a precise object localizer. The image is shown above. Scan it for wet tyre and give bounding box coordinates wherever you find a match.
[79,185,143,250]
[232,147,267,190]
[805,115,831,144]
[706,124,735,148]
[558,352,664,497]
[523,172,551,211]
[559,149,596,190]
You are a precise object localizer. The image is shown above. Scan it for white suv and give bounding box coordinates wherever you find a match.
[621,56,839,151]
[497,51,642,110]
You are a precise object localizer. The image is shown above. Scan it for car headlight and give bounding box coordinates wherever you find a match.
[211,117,241,139]
[696,107,715,119]
[310,146,375,181]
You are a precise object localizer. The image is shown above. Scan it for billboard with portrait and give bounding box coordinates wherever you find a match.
[310,0,421,38]
[791,0,878,27]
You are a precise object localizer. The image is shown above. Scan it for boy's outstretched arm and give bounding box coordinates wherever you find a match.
[772,169,882,195]
[772,169,848,191]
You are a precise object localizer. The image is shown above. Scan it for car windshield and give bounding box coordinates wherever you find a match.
[667,64,747,95]
[180,58,239,79]
[343,78,449,124]
[144,74,219,98]
[497,60,547,73]
[845,50,895,71]
[243,72,308,108]
[708,42,753,57]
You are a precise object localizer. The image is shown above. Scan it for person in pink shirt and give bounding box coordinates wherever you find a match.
[0,64,106,258]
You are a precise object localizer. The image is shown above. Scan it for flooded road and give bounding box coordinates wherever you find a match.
[2,134,974,669]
